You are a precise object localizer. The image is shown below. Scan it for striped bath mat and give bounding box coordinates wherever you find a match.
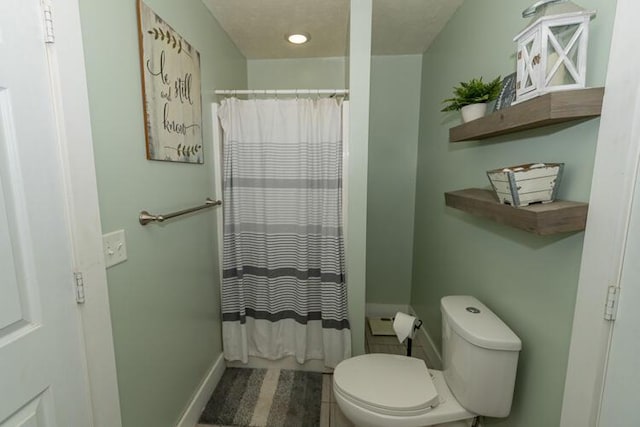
[199,368,323,427]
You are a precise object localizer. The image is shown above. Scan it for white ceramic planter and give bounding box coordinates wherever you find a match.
[460,103,488,123]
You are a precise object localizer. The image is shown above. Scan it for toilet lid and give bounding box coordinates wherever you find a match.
[333,354,439,413]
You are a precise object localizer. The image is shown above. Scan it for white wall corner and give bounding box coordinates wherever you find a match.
[346,0,372,357]
[54,0,123,425]
[560,0,640,425]
[176,353,226,427]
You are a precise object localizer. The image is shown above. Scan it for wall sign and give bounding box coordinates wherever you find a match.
[137,0,203,163]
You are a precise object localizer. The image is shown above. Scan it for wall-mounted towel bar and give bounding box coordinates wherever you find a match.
[139,198,222,225]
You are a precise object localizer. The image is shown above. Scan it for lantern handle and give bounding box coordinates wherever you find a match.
[522,0,565,18]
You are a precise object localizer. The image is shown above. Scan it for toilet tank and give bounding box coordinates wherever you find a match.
[441,296,521,418]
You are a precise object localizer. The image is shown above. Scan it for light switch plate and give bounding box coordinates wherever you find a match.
[102,229,127,268]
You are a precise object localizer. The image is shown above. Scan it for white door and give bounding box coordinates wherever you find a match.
[599,164,640,426]
[0,0,93,426]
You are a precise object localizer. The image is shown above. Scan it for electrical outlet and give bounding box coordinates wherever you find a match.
[102,229,127,268]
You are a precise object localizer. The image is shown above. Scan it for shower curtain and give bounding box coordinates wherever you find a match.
[218,97,351,368]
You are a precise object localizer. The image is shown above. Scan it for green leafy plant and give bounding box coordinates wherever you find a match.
[441,76,502,112]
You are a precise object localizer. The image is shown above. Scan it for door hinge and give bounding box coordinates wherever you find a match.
[42,1,55,43]
[604,285,620,321]
[73,272,86,304]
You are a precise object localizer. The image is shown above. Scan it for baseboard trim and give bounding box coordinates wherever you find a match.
[365,303,410,318]
[226,355,330,373]
[409,306,443,370]
[176,353,226,427]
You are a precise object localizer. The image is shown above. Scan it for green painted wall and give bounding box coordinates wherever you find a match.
[248,57,347,88]
[78,1,246,426]
[366,55,422,305]
[412,1,617,426]
[346,0,372,355]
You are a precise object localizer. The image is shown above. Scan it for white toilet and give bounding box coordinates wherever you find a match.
[333,296,521,427]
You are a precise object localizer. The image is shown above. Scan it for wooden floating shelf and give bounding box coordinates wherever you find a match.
[449,87,605,142]
[444,188,588,235]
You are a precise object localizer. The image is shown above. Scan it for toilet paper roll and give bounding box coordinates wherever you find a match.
[393,312,417,343]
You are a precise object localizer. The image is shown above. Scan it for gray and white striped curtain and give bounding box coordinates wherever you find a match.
[218,97,351,368]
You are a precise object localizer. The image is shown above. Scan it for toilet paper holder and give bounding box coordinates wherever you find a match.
[406,319,423,357]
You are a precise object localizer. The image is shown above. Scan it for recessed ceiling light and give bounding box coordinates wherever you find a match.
[286,33,310,45]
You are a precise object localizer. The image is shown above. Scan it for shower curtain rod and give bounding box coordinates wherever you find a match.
[213,89,349,96]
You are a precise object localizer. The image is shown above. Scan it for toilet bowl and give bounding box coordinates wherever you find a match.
[333,296,522,427]
[333,354,474,427]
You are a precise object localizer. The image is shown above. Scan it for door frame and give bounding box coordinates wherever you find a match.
[560,0,640,425]
[48,0,122,425]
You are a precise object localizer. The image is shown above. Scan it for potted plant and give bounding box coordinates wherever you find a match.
[442,76,502,122]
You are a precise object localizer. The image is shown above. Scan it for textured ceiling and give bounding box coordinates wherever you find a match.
[202,0,464,59]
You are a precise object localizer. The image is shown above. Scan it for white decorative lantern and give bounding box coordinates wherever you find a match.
[513,0,596,104]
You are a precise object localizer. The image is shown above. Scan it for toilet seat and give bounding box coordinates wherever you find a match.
[333,363,476,427]
[333,354,440,416]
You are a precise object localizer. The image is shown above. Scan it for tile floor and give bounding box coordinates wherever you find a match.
[199,319,431,427]
[319,373,352,427]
